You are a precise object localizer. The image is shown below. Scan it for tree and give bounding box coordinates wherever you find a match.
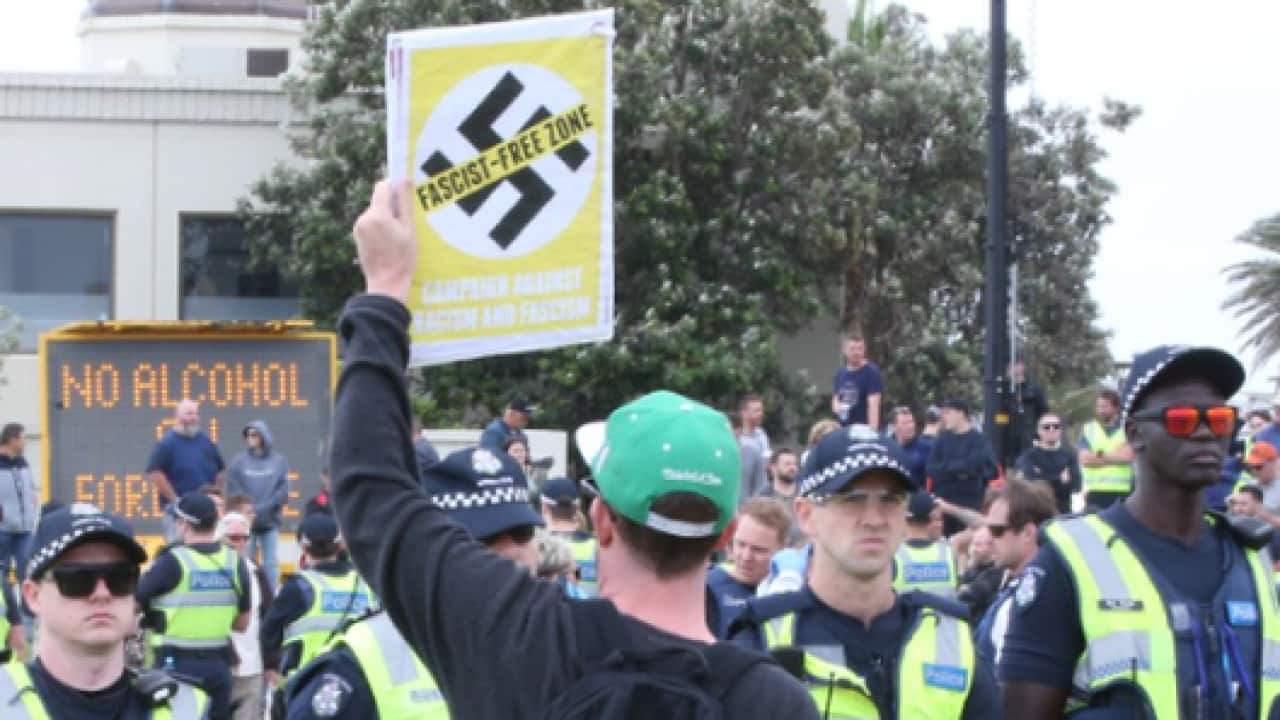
[1222,213,1280,365]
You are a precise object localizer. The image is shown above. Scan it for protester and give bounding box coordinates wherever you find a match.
[1001,345,1279,717]
[974,479,1056,665]
[831,335,884,428]
[1253,394,1280,449]
[327,180,816,718]
[1008,359,1050,461]
[0,422,38,612]
[886,406,930,487]
[137,492,250,720]
[926,398,998,536]
[1013,411,1081,514]
[147,399,225,542]
[739,393,771,459]
[760,447,805,546]
[802,418,841,466]
[6,505,208,717]
[303,466,333,518]
[733,426,1000,718]
[922,404,943,438]
[226,421,289,591]
[733,411,769,501]
[479,396,533,451]
[1239,440,1280,509]
[535,530,591,599]
[1076,387,1134,510]
[220,511,275,720]
[540,476,596,595]
[706,497,790,638]
[892,491,958,600]
[260,514,374,680]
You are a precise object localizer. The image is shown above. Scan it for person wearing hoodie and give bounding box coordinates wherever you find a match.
[226,421,289,591]
[0,423,38,607]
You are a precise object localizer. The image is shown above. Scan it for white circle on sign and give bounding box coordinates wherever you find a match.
[413,63,597,259]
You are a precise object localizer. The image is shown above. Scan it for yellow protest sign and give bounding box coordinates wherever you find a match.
[386,11,615,366]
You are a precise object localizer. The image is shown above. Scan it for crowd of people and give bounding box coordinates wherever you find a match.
[2,179,1280,718]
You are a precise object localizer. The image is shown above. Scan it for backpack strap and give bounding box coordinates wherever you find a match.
[728,589,813,638]
[699,641,775,699]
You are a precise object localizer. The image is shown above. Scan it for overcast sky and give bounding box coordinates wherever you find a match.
[3,1,1279,396]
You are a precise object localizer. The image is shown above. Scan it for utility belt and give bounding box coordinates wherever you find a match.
[158,644,233,662]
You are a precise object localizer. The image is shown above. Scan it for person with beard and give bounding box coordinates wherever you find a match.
[1076,388,1134,511]
[1013,411,1081,515]
[760,448,805,547]
[147,399,225,543]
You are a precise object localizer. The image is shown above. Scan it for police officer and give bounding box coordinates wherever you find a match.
[138,491,251,720]
[1001,345,1280,718]
[0,574,20,662]
[732,427,1000,718]
[539,476,596,595]
[283,446,545,718]
[3,503,208,718]
[1077,387,1135,510]
[260,514,374,680]
[892,491,958,600]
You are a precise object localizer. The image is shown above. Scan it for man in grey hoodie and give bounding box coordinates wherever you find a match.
[226,421,289,591]
[0,423,37,599]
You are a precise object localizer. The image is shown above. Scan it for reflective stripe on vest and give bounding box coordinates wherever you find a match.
[153,544,240,650]
[1081,421,1133,493]
[0,583,9,642]
[892,541,958,600]
[340,613,449,719]
[283,570,372,673]
[0,662,209,719]
[1045,514,1280,719]
[568,537,597,596]
[762,607,973,719]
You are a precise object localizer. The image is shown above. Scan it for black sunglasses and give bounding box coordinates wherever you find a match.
[48,562,140,599]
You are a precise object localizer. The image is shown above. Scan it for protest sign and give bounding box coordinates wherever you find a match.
[386,10,615,366]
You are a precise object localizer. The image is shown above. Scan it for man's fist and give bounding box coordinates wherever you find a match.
[353,180,417,304]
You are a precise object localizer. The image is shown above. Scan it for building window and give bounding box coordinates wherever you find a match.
[0,214,113,351]
[180,216,300,321]
[247,49,289,78]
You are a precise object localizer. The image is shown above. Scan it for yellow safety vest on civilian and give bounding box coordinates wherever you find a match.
[0,662,208,719]
[760,602,975,718]
[151,544,241,650]
[1044,514,1280,719]
[892,540,958,601]
[283,569,374,673]
[1080,421,1133,494]
[329,612,448,719]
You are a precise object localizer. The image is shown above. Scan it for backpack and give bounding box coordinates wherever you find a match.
[541,600,772,720]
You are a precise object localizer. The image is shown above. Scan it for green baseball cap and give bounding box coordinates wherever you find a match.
[575,391,740,538]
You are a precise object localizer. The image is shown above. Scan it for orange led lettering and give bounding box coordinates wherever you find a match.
[289,363,309,407]
[208,417,219,444]
[95,363,121,408]
[155,418,176,441]
[263,363,287,407]
[75,474,94,504]
[283,471,300,518]
[208,363,232,408]
[125,473,151,519]
[134,364,158,408]
[180,363,205,404]
[236,362,261,407]
[160,363,174,408]
[61,364,93,409]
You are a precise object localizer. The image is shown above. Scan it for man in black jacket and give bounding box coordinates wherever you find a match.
[327,181,815,719]
[926,398,998,536]
[1013,412,1081,514]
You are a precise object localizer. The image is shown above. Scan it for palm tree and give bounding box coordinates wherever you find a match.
[1222,213,1280,364]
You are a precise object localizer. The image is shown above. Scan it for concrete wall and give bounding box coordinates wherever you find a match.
[79,13,304,76]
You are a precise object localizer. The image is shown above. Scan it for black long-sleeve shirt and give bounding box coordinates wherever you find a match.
[330,294,816,720]
[926,428,998,511]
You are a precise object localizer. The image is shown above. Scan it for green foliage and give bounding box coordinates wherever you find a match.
[243,0,1123,440]
[1222,214,1280,367]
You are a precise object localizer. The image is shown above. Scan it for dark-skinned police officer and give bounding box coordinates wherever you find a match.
[1001,345,1280,719]
[2,503,208,718]
[732,426,1000,718]
[138,492,252,720]
[283,446,544,719]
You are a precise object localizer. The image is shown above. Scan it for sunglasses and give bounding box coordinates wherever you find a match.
[1130,405,1237,438]
[816,488,909,512]
[48,562,140,599]
[224,533,250,543]
[1039,423,1061,430]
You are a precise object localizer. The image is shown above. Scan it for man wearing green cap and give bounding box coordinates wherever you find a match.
[324,181,816,719]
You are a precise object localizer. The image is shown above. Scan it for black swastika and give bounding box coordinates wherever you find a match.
[422,72,590,250]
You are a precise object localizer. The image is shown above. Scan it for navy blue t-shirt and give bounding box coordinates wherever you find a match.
[832,362,884,426]
[24,659,202,720]
[706,565,756,639]
[146,430,224,506]
[732,587,1000,718]
[999,502,1225,691]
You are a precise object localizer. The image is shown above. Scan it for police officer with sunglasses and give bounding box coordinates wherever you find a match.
[1001,345,1280,719]
[0,503,209,718]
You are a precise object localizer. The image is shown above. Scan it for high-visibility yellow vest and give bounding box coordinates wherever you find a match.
[334,613,448,719]
[0,662,208,719]
[1081,421,1133,494]
[1044,514,1280,719]
[893,540,958,600]
[761,605,974,719]
[567,536,597,596]
[0,583,9,651]
[283,568,374,673]
[151,544,241,650]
